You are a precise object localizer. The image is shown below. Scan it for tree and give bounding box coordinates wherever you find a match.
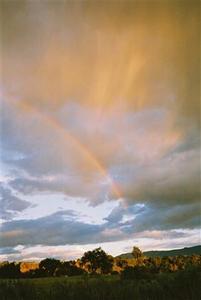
[0,262,21,279]
[132,246,143,259]
[39,258,61,276]
[54,261,85,277]
[116,258,128,269]
[81,247,113,274]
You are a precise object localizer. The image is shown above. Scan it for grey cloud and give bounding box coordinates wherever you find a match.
[119,146,200,207]
[0,200,200,249]
[4,248,83,262]
[104,203,145,224]
[167,130,200,155]
[0,210,103,248]
[0,185,31,220]
[1,100,77,177]
[1,100,115,202]
[121,203,201,234]
[103,200,200,238]
[104,205,124,224]
[9,175,111,207]
[0,247,20,255]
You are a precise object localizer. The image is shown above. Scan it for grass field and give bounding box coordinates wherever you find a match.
[0,267,200,300]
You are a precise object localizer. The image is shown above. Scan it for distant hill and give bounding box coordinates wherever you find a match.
[117,245,201,259]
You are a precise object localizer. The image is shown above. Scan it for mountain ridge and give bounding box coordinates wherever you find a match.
[117,245,201,259]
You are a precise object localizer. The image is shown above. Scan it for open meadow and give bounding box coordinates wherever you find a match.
[0,266,200,300]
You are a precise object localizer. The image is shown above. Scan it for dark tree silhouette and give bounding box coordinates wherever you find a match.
[81,247,113,274]
[0,262,21,278]
[54,261,85,276]
[39,258,61,276]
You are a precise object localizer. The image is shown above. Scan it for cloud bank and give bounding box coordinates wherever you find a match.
[0,0,200,260]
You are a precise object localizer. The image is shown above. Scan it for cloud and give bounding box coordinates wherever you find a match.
[1,199,200,250]
[1,99,118,203]
[4,102,199,206]
[0,210,102,248]
[0,247,20,255]
[119,146,200,207]
[0,1,200,257]
[125,203,201,233]
[1,100,200,241]
[104,202,145,224]
[106,201,200,234]
[0,184,32,220]
[1,1,199,126]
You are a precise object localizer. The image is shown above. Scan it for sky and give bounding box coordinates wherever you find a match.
[0,0,200,261]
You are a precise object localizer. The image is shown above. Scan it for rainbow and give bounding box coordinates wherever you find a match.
[14,100,122,200]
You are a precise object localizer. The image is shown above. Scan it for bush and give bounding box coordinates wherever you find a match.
[121,266,151,280]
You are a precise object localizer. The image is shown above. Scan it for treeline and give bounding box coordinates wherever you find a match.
[0,260,85,279]
[0,246,201,279]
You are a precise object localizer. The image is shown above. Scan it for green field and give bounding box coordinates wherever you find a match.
[0,267,200,300]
